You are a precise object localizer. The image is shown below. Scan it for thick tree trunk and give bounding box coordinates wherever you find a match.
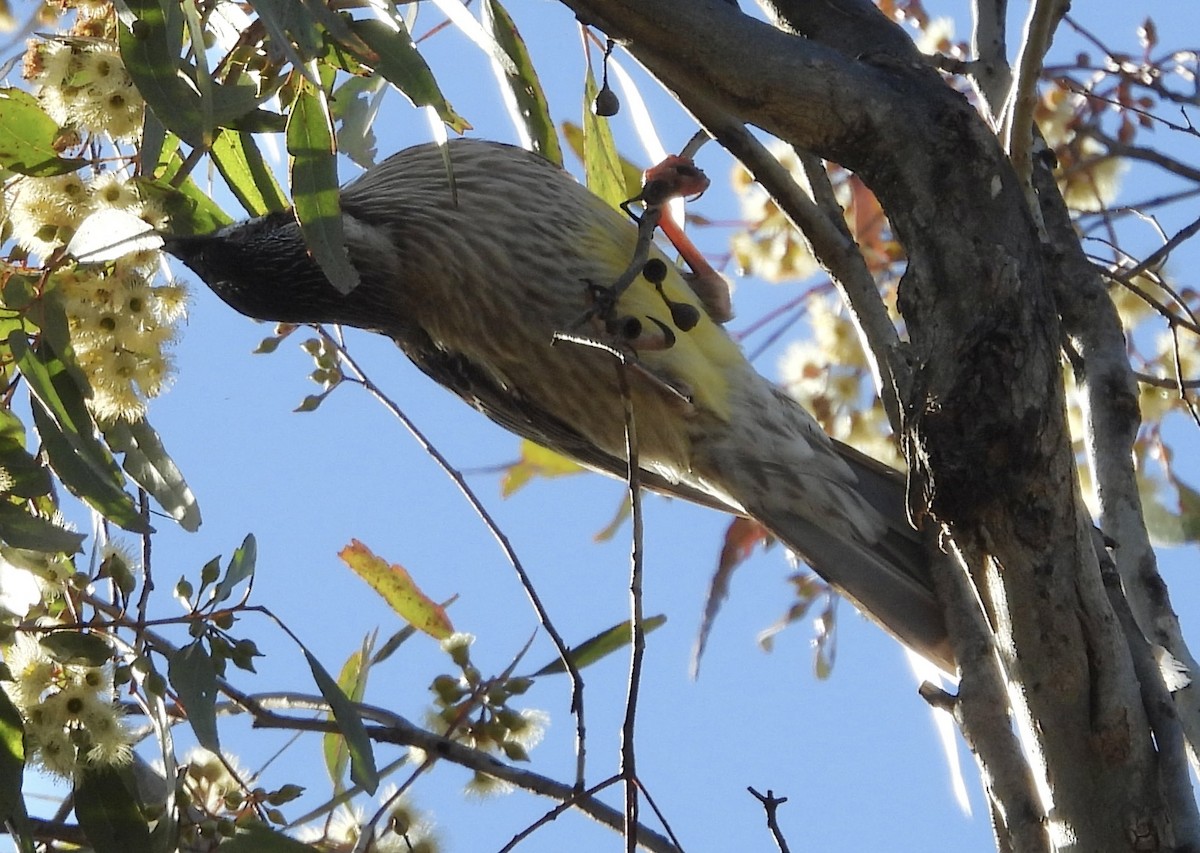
[556,0,1175,848]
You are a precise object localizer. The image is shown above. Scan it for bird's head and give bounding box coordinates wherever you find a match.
[163,211,398,333]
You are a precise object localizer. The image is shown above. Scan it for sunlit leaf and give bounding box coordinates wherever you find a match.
[0,688,26,823]
[12,334,147,533]
[104,418,202,532]
[212,534,256,606]
[482,0,560,164]
[287,80,358,295]
[119,0,206,146]
[563,121,642,198]
[531,614,667,677]
[581,69,625,209]
[338,539,454,640]
[0,87,85,176]
[210,130,288,218]
[0,410,52,498]
[323,637,372,790]
[168,641,220,752]
[74,765,153,853]
[501,439,585,497]
[349,18,469,134]
[302,646,378,794]
[67,208,163,264]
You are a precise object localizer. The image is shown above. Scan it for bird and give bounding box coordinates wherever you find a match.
[163,138,953,671]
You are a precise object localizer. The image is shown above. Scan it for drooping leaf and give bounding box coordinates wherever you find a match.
[210,130,288,218]
[330,75,382,170]
[563,121,643,199]
[692,517,771,677]
[0,687,26,822]
[103,417,201,532]
[531,614,667,677]
[581,71,626,209]
[287,81,358,295]
[11,335,146,534]
[302,646,378,794]
[0,501,85,553]
[40,631,112,666]
[119,0,206,146]
[0,410,52,498]
[168,641,220,752]
[74,765,153,853]
[349,18,470,134]
[338,539,454,640]
[323,636,372,790]
[482,0,560,164]
[0,88,86,176]
[501,439,584,497]
[211,534,256,606]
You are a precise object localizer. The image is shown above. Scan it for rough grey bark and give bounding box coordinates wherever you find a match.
[553,0,1186,849]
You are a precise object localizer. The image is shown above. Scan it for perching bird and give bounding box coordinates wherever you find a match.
[164,138,953,670]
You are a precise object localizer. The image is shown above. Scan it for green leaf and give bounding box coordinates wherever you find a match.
[323,637,372,790]
[286,81,358,295]
[581,70,626,209]
[0,410,52,499]
[40,631,113,667]
[12,334,147,532]
[210,131,288,218]
[0,501,85,553]
[563,121,644,199]
[212,534,256,606]
[531,615,667,677]
[217,820,316,852]
[0,687,26,821]
[482,0,560,165]
[103,418,201,532]
[0,88,86,177]
[168,641,220,753]
[303,646,378,794]
[119,0,206,146]
[349,18,470,134]
[136,173,233,237]
[74,765,153,853]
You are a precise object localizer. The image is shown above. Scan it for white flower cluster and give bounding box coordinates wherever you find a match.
[5,171,188,421]
[24,38,143,142]
[3,632,132,777]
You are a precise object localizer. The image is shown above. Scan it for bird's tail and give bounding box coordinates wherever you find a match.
[744,439,954,672]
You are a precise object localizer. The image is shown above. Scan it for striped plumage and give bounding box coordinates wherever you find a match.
[165,138,952,670]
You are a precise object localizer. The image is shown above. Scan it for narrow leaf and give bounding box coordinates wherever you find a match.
[40,631,112,666]
[0,88,86,176]
[693,517,771,677]
[210,131,288,218]
[581,70,625,209]
[287,81,358,295]
[349,19,469,134]
[501,439,584,497]
[74,765,153,853]
[338,540,454,639]
[532,615,666,677]
[168,641,220,752]
[104,418,201,532]
[212,534,256,606]
[323,639,372,790]
[303,647,378,794]
[119,0,206,146]
[0,502,85,553]
[0,688,26,822]
[482,0,559,164]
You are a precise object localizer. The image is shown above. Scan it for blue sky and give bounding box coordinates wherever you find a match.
[21,1,1200,850]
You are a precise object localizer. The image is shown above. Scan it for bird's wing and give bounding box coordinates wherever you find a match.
[392,325,742,515]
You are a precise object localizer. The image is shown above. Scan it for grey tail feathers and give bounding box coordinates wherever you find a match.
[761,441,955,672]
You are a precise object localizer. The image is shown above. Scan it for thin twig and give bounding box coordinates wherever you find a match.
[747,787,792,853]
[320,329,590,788]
